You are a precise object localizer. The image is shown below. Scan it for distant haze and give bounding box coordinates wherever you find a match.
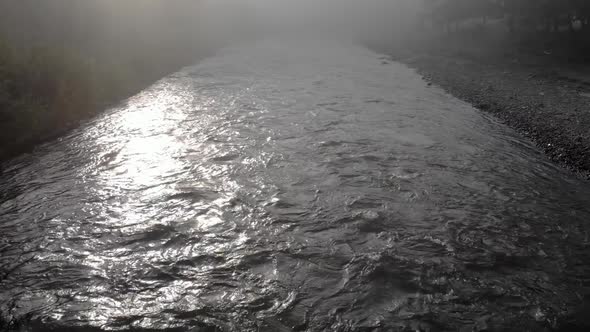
[0,0,427,54]
[200,0,424,43]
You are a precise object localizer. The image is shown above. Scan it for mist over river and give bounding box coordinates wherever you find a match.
[1,40,590,331]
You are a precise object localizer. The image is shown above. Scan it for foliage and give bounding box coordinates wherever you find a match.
[0,1,210,159]
[426,0,590,31]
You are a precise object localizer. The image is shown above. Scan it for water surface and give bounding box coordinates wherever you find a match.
[1,40,590,331]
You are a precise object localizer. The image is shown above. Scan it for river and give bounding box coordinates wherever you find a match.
[1,40,589,331]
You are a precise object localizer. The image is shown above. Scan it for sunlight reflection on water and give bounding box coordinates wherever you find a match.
[1,41,590,331]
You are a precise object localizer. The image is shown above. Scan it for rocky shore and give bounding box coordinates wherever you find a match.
[374,39,590,179]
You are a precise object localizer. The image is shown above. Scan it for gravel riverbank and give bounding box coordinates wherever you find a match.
[375,43,590,179]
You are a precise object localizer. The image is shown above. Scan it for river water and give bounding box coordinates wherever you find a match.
[1,41,590,331]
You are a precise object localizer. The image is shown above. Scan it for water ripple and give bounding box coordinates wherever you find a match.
[1,40,590,331]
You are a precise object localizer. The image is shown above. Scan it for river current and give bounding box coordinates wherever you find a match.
[1,40,589,331]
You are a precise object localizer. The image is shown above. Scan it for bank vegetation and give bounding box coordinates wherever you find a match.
[0,0,213,159]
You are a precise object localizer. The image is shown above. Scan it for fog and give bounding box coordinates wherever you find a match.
[4,1,590,331]
[199,0,424,45]
[0,0,428,54]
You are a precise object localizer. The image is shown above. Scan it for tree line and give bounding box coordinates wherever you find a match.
[0,0,214,159]
[425,0,590,33]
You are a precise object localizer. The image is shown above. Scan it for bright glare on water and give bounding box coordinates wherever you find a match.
[1,40,590,331]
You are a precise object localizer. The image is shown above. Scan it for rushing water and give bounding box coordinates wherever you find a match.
[1,41,590,331]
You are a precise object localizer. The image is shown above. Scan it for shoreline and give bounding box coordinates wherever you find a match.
[375,43,590,179]
[0,51,216,164]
